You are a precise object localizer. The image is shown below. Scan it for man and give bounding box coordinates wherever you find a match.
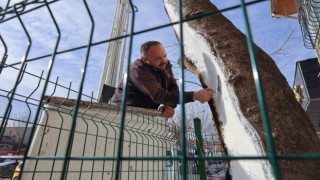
[112,41,213,118]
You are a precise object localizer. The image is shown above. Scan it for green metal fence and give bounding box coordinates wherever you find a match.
[0,0,319,180]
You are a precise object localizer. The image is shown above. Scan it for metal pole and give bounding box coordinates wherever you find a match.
[240,0,281,179]
[194,117,207,180]
[97,0,130,100]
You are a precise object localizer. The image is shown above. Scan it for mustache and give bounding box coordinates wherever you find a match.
[160,62,167,66]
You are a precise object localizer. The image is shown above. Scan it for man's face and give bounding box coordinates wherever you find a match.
[144,44,168,70]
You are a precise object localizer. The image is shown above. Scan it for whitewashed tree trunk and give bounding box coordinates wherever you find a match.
[164,0,320,179]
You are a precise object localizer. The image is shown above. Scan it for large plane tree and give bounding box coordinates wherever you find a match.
[164,0,320,179]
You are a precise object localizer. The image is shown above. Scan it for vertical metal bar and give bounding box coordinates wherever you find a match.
[193,118,206,180]
[60,0,95,178]
[177,0,187,179]
[103,108,119,178]
[0,0,12,21]
[125,128,131,179]
[0,2,31,144]
[0,2,31,177]
[90,93,102,179]
[19,0,62,178]
[114,0,136,179]
[110,123,118,178]
[140,131,145,179]
[0,35,8,74]
[99,106,113,179]
[79,95,91,180]
[152,117,159,180]
[50,81,71,179]
[44,77,59,103]
[32,106,48,179]
[0,54,7,74]
[101,120,109,179]
[145,116,150,179]
[1,63,27,142]
[19,70,44,154]
[133,125,139,180]
[32,76,59,179]
[239,1,281,179]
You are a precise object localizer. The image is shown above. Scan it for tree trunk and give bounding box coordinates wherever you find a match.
[164,0,320,179]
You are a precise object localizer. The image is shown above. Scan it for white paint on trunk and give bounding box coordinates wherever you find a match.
[164,1,273,179]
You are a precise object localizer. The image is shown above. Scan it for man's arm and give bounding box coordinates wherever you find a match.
[130,65,213,105]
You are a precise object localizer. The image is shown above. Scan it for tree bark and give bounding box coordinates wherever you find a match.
[164,0,320,179]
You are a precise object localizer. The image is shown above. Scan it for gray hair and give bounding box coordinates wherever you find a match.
[140,41,162,55]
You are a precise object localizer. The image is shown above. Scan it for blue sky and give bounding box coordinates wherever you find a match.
[0,0,316,116]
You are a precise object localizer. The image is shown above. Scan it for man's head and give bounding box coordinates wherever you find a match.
[140,41,168,70]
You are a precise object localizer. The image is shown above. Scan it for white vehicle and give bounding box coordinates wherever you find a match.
[165,149,203,180]
[165,149,181,180]
[165,149,227,180]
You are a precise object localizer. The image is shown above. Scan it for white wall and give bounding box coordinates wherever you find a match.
[23,102,169,180]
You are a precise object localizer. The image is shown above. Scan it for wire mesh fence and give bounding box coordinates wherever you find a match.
[0,66,226,179]
[0,0,320,180]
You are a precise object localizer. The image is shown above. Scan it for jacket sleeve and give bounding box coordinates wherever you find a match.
[164,64,194,105]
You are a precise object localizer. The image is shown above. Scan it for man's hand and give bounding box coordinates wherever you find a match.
[193,88,214,103]
[159,105,175,118]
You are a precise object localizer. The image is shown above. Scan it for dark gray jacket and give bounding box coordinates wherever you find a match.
[112,59,194,109]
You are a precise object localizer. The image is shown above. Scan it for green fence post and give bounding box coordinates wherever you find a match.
[193,117,207,180]
[239,1,281,179]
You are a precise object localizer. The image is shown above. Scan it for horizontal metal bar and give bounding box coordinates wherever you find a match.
[0,66,98,101]
[2,0,267,69]
[0,0,60,23]
[2,154,320,161]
